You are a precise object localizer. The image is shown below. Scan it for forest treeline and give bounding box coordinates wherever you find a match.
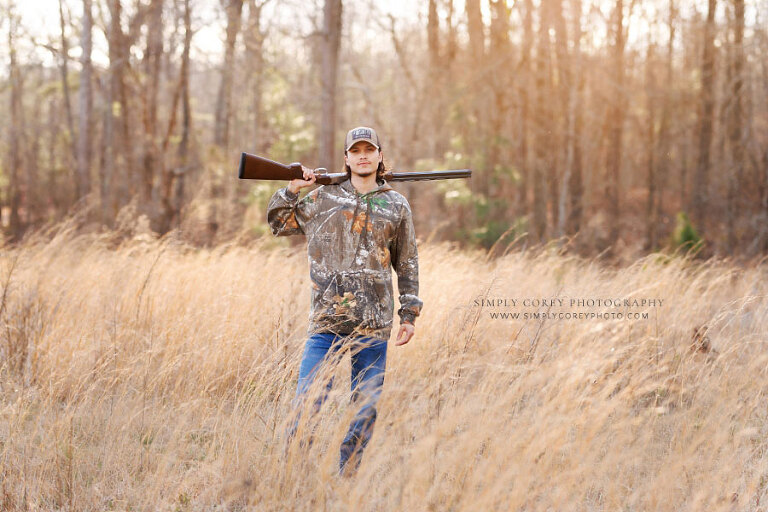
[0,0,766,259]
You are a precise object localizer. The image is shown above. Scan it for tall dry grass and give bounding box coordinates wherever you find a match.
[0,228,767,511]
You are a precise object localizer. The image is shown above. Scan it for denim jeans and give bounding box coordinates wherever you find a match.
[286,332,387,475]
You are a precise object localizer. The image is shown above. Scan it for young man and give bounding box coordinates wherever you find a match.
[267,126,422,476]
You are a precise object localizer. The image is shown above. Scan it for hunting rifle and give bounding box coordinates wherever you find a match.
[238,152,471,185]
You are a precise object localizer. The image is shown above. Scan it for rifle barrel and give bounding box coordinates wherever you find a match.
[385,169,472,182]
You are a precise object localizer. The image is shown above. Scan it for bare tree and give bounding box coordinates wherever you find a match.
[159,0,194,233]
[384,13,422,168]
[488,0,511,190]
[76,0,93,202]
[692,0,717,231]
[648,0,676,250]
[100,1,117,223]
[58,0,76,164]
[726,0,745,249]
[427,0,440,159]
[604,0,627,250]
[104,0,133,216]
[532,0,552,242]
[552,0,571,239]
[566,0,584,239]
[140,0,164,217]
[318,0,342,170]
[644,42,659,251]
[6,2,24,239]
[24,66,45,228]
[209,0,244,241]
[466,0,484,63]
[245,0,270,153]
[465,0,486,194]
[444,0,457,68]
[515,0,534,216]
[214,0,244,150]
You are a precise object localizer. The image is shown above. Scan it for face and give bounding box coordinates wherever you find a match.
[345,141,382,177]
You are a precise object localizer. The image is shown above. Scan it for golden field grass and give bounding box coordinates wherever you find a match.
[1,226,767,511]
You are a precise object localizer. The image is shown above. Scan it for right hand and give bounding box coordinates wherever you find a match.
[288,166,317,194]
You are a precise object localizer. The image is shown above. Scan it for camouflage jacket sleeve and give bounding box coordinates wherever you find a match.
[266,186,318,236]
[391,201,423,325]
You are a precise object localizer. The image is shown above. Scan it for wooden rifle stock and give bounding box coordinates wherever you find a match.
[238,152,471,184]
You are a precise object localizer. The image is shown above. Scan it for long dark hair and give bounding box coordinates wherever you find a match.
[344,145,387,181]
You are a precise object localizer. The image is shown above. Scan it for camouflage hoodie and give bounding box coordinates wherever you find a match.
[267,178,422,340]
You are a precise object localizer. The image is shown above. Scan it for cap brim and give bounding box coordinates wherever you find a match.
[345,139,379,152]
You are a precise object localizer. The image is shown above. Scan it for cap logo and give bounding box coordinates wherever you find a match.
[351,128,372,141]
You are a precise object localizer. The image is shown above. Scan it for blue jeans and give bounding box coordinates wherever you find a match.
[286,332,387,474]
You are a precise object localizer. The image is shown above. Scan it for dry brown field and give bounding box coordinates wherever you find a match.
[1,227,767,511]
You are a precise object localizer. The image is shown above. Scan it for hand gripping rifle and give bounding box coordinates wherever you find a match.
[238,153,471,184]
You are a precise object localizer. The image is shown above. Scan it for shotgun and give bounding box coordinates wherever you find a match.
[238,152,471,185]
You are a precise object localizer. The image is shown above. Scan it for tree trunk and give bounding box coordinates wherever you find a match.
[427,0,440,159]
[140,0,164,220]
[160,0,192,233]
[386,14,421,168]
[533,0,552,242]
[26,77,42,228]
[245,0,267,153]
[7,6,23,239]
[48,97,63,216]
[214,0,244,150]
[566,0,584,238]
[444,0,457,68]
[488,0,510,187]
[652,0,675,250]
[106,0,134,217]
[177,0,193,230]
[465,0,485,194]
[553,0,571,239]
[692,0,716,232]
[726,0,744,250]
[644,43,659,251]
[210,0,244,241]
[604,0,626,251]
[77,0,93,202]
[516,0,533,216]
[466,0,484,63]
[100,68,114,224]
[58,0,77,165]
[318,0,342,170]
[544,0,561,238]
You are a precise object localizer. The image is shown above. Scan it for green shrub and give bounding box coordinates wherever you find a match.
[671,212,703,253]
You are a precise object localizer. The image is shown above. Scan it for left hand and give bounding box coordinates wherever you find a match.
[395,322,415,346]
